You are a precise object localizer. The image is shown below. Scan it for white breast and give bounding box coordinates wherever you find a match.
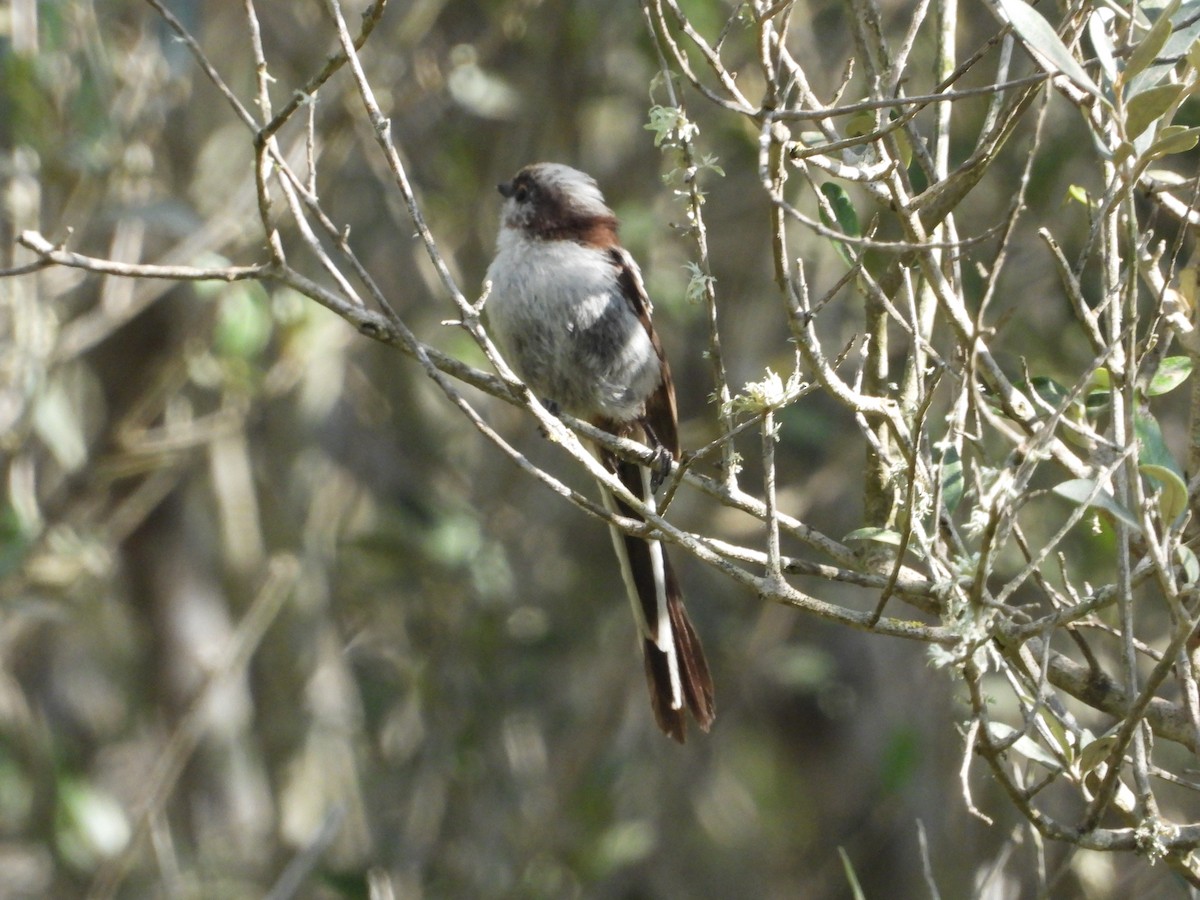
[485,233,661,422]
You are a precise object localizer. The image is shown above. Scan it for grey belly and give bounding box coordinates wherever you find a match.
[502,299,658,422]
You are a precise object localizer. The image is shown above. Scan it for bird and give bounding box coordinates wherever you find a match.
[484,162,714,741]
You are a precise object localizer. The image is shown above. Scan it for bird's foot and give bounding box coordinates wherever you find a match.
[537,398,562,438]
[649,445,672,492]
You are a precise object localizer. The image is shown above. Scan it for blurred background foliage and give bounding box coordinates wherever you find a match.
[0,0,1192,897]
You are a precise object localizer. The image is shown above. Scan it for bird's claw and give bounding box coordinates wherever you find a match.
[649,445,672,492]
[537,398,562,438]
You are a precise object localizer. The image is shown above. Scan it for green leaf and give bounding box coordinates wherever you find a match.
[1188,36,1200,73]
[1085,369,1112,413]
[1125,82,1183,140]
[1077,732,1119,776]
[890,126,913,169]
[215,283,273,359]
[1112,140,1136,167]
[1135,408,1182,475]
[1141,464,1188,521]
[838,848,867,900]
[1123,0,1181,86]
[1144,125,1200,160]
[1022,375,1070,409]
[844,526,925,558]
[697,153,725,177]
[844,526,901,546]
[819,182,860,267]
[996,0,1103,99]
[846,112,914,168]
[986,722,1063,771]
[1043,712,1075,765]
[56,777,131,868]
[682,261,715,305]
[1067,183,1091,205]
[33,374,90,473]
[1146,356,1193,396]
[940,447,964,515]
[644,104,695,148]
[819,182,860,236]
[1052,478,1141,532]
[845,112,875,139]
[1135,408,1187,521]
[1178,544,1200,584]
[1087,10,1119,85]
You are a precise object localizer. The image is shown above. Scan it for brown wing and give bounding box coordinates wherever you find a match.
[609,246,680,459]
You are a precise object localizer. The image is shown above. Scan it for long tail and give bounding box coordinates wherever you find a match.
[600,455,715,742]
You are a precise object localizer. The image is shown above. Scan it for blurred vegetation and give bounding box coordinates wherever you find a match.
[2,0,1199,898]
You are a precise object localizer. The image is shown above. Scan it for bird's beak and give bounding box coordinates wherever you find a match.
[497,180,515,198]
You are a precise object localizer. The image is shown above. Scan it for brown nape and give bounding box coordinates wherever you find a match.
[532,213,620,248]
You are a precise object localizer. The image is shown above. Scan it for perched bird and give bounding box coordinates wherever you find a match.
[484,162,714,741]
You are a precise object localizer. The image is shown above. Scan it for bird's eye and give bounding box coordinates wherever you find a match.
[514,184,529,203]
